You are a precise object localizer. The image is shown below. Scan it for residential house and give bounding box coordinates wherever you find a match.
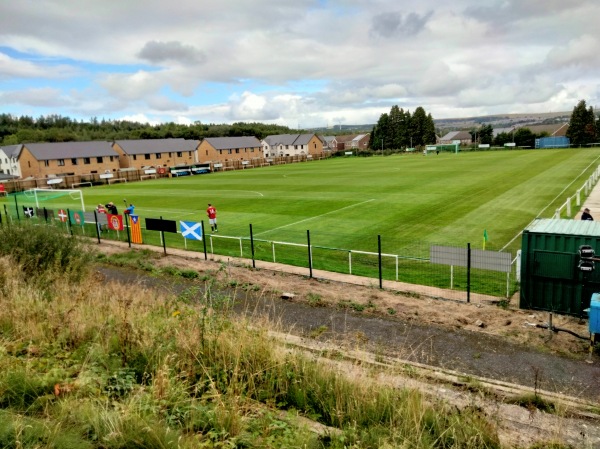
[113,138,199,170]
[0,144,23,178]
[348,134,370,150]
[198,136,262,163]
[262,134,323,157]
[18,141,120,179]
[321,136,338,151]
[439,131,472,145]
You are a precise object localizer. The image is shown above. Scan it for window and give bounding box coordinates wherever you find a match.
[168,152,172,157]
[58,159,65,166]
[96,157,103,163]
[44,161,50,167]
[206,150,208,156]
[71,158,78,165]
[133,155,137,161]
[145,154,151,160]
[228,149,232,155]
[177,152,182,157]
[235,149,239,154]
[188,151,192,156]
[110,156,114,162]
[83,158,90,165]
[156,153,162,159]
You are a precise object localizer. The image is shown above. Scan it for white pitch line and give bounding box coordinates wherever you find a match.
[500,155,600,252]
[255,199,375,236]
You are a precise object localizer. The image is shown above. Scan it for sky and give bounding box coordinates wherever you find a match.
[1,0,599,129]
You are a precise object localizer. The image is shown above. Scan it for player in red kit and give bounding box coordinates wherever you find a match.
[206,203,218,232]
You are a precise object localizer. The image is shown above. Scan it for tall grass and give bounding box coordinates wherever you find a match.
[0,229,504,447]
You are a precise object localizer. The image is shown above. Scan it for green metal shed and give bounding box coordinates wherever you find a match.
[520,218,600,316]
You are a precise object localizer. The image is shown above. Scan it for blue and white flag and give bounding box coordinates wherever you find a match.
[180,221,202,240]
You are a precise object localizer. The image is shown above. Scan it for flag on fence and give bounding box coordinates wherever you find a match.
[483,229,488,250]
[180,221,202,240]
[23,206,34,218]
[129,215,143,244]
[69,210,85,226]
[107,214,123,231]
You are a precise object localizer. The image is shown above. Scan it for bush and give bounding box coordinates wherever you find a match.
[0,221,92,284]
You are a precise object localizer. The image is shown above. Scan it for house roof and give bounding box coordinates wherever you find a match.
[322,136,337,144]
[114,138,199,154]
[203,136,261,150]
[334,135,355,143]
[352,134,368,142]
[263,134,315,147]
[0,144,22,158]
[23,141,117,161]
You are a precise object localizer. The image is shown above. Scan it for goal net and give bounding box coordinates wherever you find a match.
[19,188,85,212]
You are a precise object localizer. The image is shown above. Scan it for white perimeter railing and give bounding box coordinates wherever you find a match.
[553,165,600,218]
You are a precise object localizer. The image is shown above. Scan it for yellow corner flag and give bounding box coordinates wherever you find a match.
[483,229,488,250]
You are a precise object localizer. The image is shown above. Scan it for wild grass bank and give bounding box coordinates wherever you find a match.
[0,223,560,448]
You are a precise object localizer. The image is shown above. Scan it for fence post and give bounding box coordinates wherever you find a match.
[201,220,207,260]
[125,213,131,248]
[94,210,101,244]
[160,216,167,256]
[467,242,471,303]
[307,230,313,278]
[378,235,383,289]
[250,224,256,268]
[14,195,20,220]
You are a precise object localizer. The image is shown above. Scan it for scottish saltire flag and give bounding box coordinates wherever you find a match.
[69,210,85,225]
[23,206,34,218]
[180,221,202,240]
[129,215,143,244]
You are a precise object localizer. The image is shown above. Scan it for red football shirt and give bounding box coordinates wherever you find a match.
[207,206,217,219]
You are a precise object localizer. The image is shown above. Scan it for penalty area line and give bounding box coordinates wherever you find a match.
[255,199,375,236]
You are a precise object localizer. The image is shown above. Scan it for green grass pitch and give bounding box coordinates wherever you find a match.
[66,148,600,256]
[6,148,600,256]
[7,148,600,296]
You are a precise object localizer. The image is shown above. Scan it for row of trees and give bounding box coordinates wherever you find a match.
[0,114,295,145]
[369,106,437,151]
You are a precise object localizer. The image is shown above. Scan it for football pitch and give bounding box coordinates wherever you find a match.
[68,148,600,257]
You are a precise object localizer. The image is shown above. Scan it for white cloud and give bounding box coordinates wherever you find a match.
[0,87,72,107]
[0,0,599,125]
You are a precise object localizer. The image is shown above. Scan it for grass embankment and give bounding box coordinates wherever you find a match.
[0,222,560,448]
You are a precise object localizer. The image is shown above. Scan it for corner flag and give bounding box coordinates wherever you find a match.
[483,229,488,250]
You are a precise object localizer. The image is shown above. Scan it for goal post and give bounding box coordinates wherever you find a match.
[29,188,86,211]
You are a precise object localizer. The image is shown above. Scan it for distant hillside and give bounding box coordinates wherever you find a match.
[307,112,571,135]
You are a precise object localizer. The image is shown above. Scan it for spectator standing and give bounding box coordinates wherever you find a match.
[581,207,594,221]
[105,202,118,215]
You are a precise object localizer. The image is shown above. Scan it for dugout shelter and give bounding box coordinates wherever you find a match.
[520,218,600,316]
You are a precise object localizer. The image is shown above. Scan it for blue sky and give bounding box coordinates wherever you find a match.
[1,0,599,128]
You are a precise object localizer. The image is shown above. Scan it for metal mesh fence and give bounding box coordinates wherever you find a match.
[2,202,518,301]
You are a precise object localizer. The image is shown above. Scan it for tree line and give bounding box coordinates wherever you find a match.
[369,100,600,150]
[0,114,295,145]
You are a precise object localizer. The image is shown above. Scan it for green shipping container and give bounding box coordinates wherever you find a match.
[520,218,600,316]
